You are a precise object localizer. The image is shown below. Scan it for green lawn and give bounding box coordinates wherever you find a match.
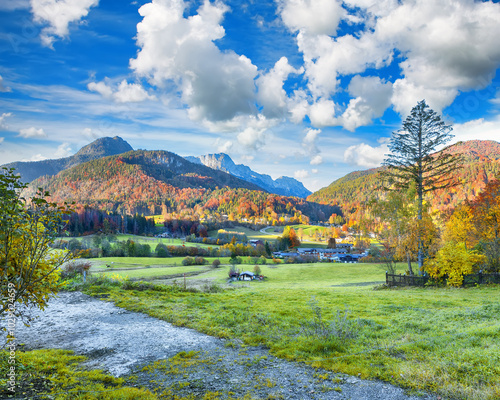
[83,261,500,400]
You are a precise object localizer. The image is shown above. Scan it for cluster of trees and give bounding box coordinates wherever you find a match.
[63,207,156,236]
[54,235,278,259]
[275,227,301,251]
[371,100,498,286]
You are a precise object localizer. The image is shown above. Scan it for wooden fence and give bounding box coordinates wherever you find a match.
[386,272,500,287]
[386,273,428,287]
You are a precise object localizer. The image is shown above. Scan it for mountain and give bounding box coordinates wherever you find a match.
[308,140,500,217]
[185,153,312,198]
[2,136,133,183]
[26,150,338,223]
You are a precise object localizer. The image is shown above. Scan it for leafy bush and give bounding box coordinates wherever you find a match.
[211,259,221,268]
[60,261,92,280]
[194,256,206,265]
[182,256,194,266]
[425,241,486,286]
[182,256,206,266]
[155,243,170,257]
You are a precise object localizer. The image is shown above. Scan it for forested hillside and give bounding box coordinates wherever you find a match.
[309,140,500,217]
[26,150,340,225]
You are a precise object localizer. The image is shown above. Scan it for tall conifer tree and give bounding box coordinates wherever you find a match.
[381,100,462,272]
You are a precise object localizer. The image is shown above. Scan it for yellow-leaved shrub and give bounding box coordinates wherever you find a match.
[424,241,486,287]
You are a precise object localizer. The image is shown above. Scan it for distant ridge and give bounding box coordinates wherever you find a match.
[1,136,133,183]
[22,149,339,221]
[186,153,312,198]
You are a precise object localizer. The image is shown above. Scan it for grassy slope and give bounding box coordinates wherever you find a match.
[87,262,500,400]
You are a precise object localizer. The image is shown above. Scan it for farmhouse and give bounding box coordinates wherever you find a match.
[272,251,300,258]
[239,271,255,281]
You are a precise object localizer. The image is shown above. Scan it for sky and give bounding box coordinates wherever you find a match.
[0,0,499,192]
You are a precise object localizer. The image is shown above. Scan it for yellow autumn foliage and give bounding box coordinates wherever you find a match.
[424,241,486,287]
[1,167,73,322]
[3,222,70,310]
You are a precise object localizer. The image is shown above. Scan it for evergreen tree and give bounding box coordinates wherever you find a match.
[381,100,462,272]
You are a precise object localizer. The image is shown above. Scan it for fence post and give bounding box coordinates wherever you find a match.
[478,270,483,285]
[386,271,388,285]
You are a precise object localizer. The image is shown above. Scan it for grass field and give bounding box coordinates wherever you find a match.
[88,256,234,280]
[82,261,500,400]
[66,234,218,249]
[208,226,276,242]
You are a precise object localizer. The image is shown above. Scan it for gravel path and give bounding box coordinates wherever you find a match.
[2,292,439,400]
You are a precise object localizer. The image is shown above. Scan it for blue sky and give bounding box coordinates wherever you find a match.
[1,0,500,192]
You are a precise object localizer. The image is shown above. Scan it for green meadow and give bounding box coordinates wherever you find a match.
[208,226,276,242]
[67,233,218,249]
[80,261,500,400]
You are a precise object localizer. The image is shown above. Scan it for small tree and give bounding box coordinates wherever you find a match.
[1,168,73,325]
[381,100,462,272]
[425,242,485,287]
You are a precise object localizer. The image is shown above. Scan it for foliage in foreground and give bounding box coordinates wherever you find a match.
[0,349,156,399]
[0,168,73,323]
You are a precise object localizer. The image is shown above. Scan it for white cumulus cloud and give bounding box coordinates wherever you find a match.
[344,142,388,168]
[256,57,303,118]
[278,0,345,36]
[277,0,500,126]
[340,75,393,131]
[19,126,46,138]
[310,155,323,165]
[451,117,500,144]
[88,79,155,103]
[130,0,258,123]
[214,138,233,153]
[31,0,99,48]
[294,169,309,179]
[54,142,72,158]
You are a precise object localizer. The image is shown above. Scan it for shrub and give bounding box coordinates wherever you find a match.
[182,256,194,266]
[253,265,262,276]
[155,243,170,257]
[425,241,486,287]
[60,261,92,280]
[211,259,221,268]
[194,256,206,265]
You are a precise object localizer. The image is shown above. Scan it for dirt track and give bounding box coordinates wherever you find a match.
[1,292,439,400]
